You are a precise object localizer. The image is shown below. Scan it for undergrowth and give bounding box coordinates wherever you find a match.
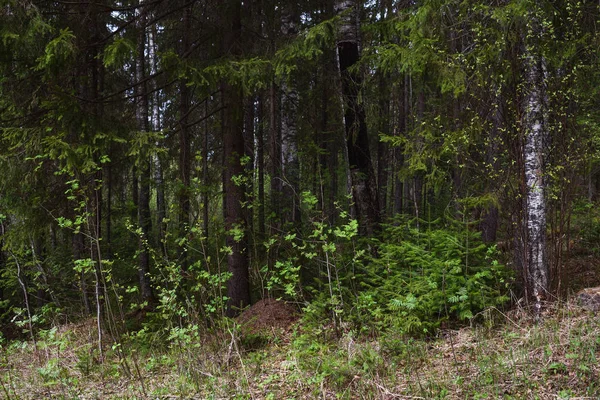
[1,213,597,399]
[1,301,600,399]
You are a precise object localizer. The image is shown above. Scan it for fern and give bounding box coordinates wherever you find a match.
[358,216,510,336]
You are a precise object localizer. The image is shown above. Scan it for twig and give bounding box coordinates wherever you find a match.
[227,325,255,400]
[9,251,39,361]
[374,382,425,399]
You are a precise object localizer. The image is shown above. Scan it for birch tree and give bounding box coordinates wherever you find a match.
[336,0,380,235]
[523,13,548,315]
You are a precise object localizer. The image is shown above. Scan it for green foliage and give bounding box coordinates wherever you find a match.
[103,37,136,70]
[259,192,360,315]
[35,28,76,74]
[360,217,510,335]
[273,16,338,79]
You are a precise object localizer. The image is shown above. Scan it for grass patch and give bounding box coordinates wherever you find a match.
[1,300,599,398]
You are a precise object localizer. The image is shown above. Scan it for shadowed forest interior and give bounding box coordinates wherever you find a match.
[2,0,600,398]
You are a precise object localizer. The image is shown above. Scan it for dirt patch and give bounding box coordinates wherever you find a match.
[237,298,299,335]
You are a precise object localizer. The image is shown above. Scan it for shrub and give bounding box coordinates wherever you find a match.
[359,217,510,335]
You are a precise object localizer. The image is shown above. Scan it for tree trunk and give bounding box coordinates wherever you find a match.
[336,0,380,235]
[269,81,282,231]
[257,94,266,239]
[106,153,113,258]
[377,73,390,218]
[223,0,250,317]
[149,22,166,256]
[243,95,255,251]
[393,74,408,216]
[135,0,153,305]
[203,99,210,238]
[280,6,301,227]
[480,93,502,244]
[178,4,192,269]
[523,16,548,315]
[376,1,390,218]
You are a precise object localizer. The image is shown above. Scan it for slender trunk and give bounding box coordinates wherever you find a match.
[149,22,166,256]
[376,2,390,218]
[257,95,266,239]
[393,75,407,215]
[318,48,338,223]
[74,232,91,315]
[106,154,112,258]
[135,1,153,305]
[203,100,210,238]
[269,81,281,231]
[412,89,425,223]
[244,95,255,256]
[178,4,192,268]
[377,72,390,219]
[480,94,502,244]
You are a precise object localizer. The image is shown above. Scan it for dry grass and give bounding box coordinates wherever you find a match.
[1,299,599,399]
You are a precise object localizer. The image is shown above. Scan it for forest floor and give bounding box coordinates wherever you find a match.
[1,294,600,399]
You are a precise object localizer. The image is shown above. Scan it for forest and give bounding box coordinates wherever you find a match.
[1,0,600,398]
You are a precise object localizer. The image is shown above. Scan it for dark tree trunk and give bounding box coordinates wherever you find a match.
[376,1,391,218]
[257,95,266,239]
[377,73,390,219]
[203,100,210,238]
[244,95,256,252]
[73,232,91,315]
[106,154,112,257]
[336,0,380,235]
[135,2,153,305]
[149,23,166,257]
[223,0,250,317]
[178,4,192,268]
[269,81,282,231]
[317,47,338,223]
[393,74,407,216]
[280,5,301,227]
[480,93,502,244]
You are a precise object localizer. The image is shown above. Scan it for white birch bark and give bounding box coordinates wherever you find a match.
[524,17,548,315]
[335,0,359,45]
[281,85,298,187]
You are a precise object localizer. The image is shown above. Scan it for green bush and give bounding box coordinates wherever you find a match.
[359,217,510,335]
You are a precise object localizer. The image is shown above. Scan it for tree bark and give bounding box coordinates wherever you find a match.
[135,0,153,305]
[269,81,282,231]
[178,4,192,269]
[223,0,250,317]
[336,0,380,235]
[203,99,210,238]
[257,94,266,239]
[280,5,301,227]
[149,22,166,256]
[523,16,548,315]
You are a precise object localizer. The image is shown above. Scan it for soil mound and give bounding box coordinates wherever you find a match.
[577,286,600,311]
[237,298,299,334]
